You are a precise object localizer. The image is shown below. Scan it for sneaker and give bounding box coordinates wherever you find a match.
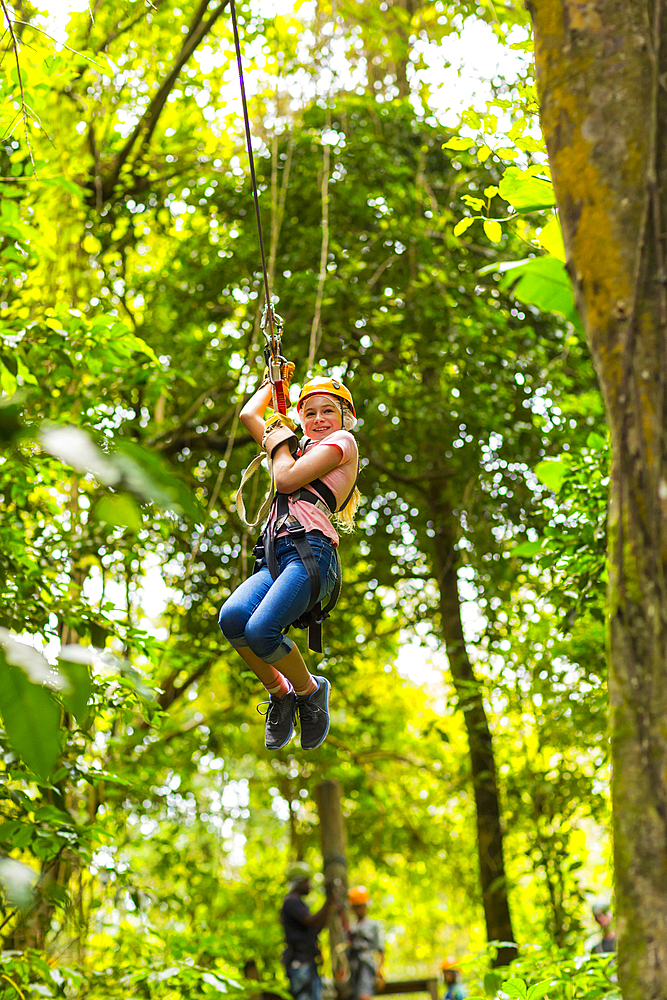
[297,676,331,750]
[259,689,297,750]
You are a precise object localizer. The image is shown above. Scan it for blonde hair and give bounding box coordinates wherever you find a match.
[334,486,360,532]
[334,402,359,531]
[342,407,356,431]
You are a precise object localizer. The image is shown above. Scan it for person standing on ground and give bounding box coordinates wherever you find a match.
[281,861,335,1000]
[346,886,385,1000]
[590,900,616,954]
[441,960,466,1000]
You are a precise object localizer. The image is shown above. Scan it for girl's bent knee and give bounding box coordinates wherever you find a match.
[243,618,293,662]
[218,602,249,646]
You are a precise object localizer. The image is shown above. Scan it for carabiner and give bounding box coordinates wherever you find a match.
[261,302,284,351]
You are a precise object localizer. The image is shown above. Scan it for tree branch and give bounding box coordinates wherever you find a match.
[361,448,451,489]
[159,430,254,457]
[100,0,229,200]
[158,660,211,711]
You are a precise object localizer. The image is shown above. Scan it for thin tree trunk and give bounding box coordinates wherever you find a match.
[431,510,517,966]
[529,1,667,994]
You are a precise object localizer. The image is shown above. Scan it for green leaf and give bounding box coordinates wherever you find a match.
[535,459,568,492]
[492,256,583,332]
[537,216,566,262]
[0,820,22,844]
[513,539,542,557]
[41,176,83,198]
[0,655,60,779]
[527,980,554,1000]
[477,145,492,162]
[443,136,475,150]
[115,440,203,522]
[0,858,38,909]
[484,972,503,996]
[499,167,557,211]
[516,136,545,153]
[93,493,143,532]
[40,427,202,523]
[502,980,528,1000]
[58,659,91,725]
[0,352,18,377]
[483,220,503,243]
[202,972,234,991]
[586,432,607,451]
[462,195,485,211]
[453,217,475,237]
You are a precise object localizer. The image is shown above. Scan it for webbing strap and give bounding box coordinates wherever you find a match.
[291,486,335,518]
[294,549,342,653]
[235,452,274,529]
[298,436,358,513]
[303,478,337,513]
[266,497,321,609]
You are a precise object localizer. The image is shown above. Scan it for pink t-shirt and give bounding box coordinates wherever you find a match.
[273,430,358,547]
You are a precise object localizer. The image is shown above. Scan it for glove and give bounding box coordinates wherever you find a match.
[262,415,298,459]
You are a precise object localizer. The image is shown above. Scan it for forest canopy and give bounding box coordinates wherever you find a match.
[0,0,623,997]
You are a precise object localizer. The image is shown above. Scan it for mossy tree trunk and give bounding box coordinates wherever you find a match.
[431,500,517,967]
[529,1,667,994]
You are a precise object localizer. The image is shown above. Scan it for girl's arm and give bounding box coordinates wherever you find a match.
[240,382,274,446]
[272,442,342,493]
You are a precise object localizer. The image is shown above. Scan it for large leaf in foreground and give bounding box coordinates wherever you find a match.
[482,255,583,333]
[0,654,60,779]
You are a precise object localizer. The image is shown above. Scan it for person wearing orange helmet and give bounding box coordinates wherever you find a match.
[441,959,466,1000]
[346,886,385,1000]
[218,368,359,752]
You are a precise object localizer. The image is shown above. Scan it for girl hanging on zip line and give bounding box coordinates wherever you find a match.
[218,371,359,752]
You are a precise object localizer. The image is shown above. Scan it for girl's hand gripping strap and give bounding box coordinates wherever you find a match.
[262,413,299,458]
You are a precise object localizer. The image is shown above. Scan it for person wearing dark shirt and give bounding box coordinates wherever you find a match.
[590,900,616,954]
[281,861,335,1000]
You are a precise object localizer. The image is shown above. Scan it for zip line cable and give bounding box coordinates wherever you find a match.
[229,0,271,334]
[229,0,289,416]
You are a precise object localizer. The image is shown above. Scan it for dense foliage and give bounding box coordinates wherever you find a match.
[0,0,615,995]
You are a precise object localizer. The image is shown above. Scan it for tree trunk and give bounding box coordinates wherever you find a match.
[431,508,517,966]
[316,780,350,996]
[529,2,667,994]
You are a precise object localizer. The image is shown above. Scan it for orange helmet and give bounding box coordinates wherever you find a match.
[297,376,356,417]
[348,886,370,905]
[441,959,459,972]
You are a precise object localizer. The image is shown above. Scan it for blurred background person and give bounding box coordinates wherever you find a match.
[346,886,385,1000]
[441,959,466,1000]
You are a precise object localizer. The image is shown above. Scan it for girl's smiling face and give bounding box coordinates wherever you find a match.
[301,394,342,439]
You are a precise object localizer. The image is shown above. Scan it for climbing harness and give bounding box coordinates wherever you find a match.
[229,5,358,652]
[250,438,357,653]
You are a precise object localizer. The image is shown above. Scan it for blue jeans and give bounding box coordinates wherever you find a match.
[285,958,322,1000]
[218,532,337,663]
